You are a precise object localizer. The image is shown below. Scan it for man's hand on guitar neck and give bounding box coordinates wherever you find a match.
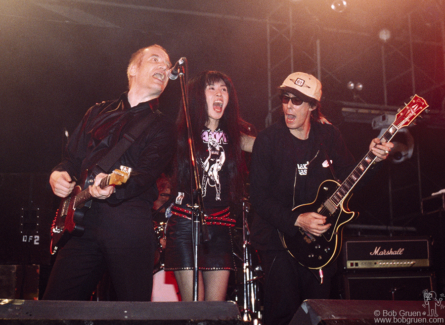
[50,171,75,198]
[89,173,114,200]
[295,212,331,237]
[370,138,394,163]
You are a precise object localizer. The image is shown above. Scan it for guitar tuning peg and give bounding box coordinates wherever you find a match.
[417,109,430,119]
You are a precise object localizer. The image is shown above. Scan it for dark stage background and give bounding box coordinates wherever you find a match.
[1,0,445,299]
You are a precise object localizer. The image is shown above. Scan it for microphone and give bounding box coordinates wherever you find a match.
[169,57,186,80]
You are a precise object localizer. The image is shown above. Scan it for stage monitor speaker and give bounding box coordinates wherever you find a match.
[343,271,434,301]
[0,300,242,324]
[291,299,445,325]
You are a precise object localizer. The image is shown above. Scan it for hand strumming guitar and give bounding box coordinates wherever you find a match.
[50,171,75,198]
[295,212,331,237]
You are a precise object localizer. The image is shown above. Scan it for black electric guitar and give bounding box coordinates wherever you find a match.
[50,165,132,254]
[279,95,429,269]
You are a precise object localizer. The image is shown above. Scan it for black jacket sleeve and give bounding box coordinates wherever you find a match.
[249,130,300,237]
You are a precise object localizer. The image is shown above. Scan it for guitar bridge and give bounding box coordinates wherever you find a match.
[299,227,316,242]
[51,226,63,234]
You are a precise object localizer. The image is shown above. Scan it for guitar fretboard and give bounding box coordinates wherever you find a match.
[325,125,399,212]
[73,175,111,210]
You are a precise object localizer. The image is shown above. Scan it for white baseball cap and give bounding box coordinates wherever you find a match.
[279,72,322,102]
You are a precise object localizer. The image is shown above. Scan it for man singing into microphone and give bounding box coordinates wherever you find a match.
[43,45,175,301]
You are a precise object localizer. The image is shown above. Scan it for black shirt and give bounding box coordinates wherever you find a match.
[54,92,175,208]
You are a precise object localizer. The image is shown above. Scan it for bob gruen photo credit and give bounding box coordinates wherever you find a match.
[373,290,445,324]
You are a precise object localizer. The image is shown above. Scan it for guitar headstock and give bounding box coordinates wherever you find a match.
[394,94,429,129]
[109,166,132,186]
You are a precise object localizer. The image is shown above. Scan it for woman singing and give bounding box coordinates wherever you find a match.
[164,70,254,301]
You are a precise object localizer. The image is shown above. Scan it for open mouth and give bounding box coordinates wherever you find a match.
[285,114,297,124]
[213,100,223,112]
[153,73,165,81]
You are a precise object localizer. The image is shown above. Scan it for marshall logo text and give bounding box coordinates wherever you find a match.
[370,247,405,256]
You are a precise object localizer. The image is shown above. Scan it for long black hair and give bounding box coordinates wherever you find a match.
[175,70,246,202]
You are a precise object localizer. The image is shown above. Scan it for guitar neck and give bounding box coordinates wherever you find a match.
[325,124,399,211]
[73,175,111,209]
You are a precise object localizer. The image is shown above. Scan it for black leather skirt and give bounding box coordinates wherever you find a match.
[164,206,235,271]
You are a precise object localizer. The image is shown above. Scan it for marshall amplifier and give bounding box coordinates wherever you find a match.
[341,236,431,270]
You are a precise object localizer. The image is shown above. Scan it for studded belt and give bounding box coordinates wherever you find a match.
[171,205,236,227]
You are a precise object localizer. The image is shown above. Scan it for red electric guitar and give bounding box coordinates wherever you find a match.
[50,165,132,254]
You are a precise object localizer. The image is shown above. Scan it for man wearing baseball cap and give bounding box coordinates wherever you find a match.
[249,72,393,325]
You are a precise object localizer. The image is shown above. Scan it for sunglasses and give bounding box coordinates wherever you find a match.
[280,95,304,106]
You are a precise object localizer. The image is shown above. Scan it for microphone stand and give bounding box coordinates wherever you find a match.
[176,59,209,301]
[242,199,262,324]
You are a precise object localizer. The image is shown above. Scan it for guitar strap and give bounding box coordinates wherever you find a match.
[94,109,161,174]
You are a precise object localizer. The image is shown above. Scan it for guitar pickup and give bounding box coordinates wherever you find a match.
[324,200,337,214]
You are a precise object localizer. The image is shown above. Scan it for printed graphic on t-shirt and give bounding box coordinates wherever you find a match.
[297,161,309,176]
[201,129,228,201]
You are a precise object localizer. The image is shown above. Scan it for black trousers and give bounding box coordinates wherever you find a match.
[259,250,334,325]
[43,201,156,301]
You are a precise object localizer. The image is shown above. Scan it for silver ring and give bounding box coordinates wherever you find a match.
[385,150,389,154]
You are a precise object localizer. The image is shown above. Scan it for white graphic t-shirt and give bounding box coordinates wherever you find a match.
[200,128,229,206]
